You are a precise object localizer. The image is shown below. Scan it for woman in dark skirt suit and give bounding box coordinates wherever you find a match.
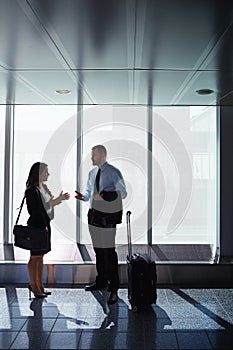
[25,162,70,298]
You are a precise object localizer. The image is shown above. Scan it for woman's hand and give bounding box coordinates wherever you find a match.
[49,195,61,207]
[58,191,70,201]
[49,191,70,207]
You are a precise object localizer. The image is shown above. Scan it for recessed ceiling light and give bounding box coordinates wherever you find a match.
[55,89,71,95]
[196,89,214,95]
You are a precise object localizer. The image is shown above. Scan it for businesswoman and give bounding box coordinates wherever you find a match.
[25,162,70,298]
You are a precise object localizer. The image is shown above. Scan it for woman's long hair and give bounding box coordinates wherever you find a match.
[26,162,52,196]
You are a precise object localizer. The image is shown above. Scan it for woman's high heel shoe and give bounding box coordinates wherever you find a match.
[35,293,47,299]
[43,290,52,295]
[28,285,47,300]
[28,285,32,299]
[40,286,52,295]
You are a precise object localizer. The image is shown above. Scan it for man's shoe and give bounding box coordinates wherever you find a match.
[108,291,118,305]
[85,282,106,291]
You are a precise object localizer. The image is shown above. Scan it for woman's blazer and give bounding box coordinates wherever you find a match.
[25,186,53,229]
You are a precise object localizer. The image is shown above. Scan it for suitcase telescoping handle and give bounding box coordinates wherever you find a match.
[126,211,132,258]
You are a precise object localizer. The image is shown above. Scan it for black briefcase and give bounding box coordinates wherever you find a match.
[13,193,48,251]
[13,225,48,251]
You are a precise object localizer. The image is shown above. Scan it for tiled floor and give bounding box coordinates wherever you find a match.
[0,285,233,349]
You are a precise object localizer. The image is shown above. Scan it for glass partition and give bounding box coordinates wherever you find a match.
[12,105,77,261]
[80,105,148,245]
[152,107,217,259]
[0,106,6,243]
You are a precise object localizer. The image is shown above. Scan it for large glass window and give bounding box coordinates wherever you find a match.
[13,105,77,261]
[9,104,217,262]
[80,105,148,245]
[152,107,216,247]
[0,106,6,243]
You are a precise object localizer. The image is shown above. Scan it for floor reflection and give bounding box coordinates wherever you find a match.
[0,286,232,349]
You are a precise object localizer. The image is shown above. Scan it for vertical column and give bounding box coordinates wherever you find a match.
[76,83,83,243]
[3,105,14,246]
[147,106,153,246]
[147,73,153,246]
[220,106,233,260]
[215,106,220,262]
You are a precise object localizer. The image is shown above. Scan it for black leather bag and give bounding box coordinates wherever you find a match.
[13,194,48,251]
[89,191,123,227]
[13,224,48,251]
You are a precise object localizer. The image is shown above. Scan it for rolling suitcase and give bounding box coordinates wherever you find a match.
[126,211,157,311]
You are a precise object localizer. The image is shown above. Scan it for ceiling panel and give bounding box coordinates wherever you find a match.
[0,70,93,104]
[0,70,7,103]
[177,70,233,106]
[176,71,218,105]
[14,71,78,104]
[200,22,233,72]
[134,70,191,105]
[72,70,134,104]
[0,0,233,105]
[0,0,69,70]
[27,0,135,69]
[135,0,230,70]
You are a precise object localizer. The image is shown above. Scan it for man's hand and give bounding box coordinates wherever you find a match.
[75,191,84,200]
[93,194,104,201]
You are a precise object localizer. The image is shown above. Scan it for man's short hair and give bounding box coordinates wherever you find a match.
[92,145,107,156]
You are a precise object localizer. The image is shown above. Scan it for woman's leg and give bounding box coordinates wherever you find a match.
[37,255,44,292]
[28,255,43,294]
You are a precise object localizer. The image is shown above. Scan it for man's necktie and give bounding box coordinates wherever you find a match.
[95,168,101,193]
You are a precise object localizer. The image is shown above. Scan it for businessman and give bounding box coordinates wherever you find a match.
[76,145,127,304]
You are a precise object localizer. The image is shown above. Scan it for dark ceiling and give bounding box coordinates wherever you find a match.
[0,0,233,105]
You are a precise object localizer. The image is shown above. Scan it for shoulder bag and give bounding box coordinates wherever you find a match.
[13,193,49,251]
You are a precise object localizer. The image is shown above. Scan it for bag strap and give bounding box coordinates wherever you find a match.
[15,196,25,225]
[15,185,51,226]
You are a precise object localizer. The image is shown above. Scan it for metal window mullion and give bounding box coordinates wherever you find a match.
[3,104,14,244]
[76,89,83,243]
[147,106,153,246]
[215,105,220,263]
